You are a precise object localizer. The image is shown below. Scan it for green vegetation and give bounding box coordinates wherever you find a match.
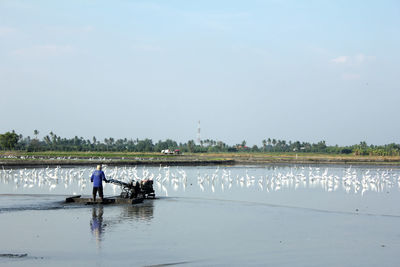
[0,131,20,150]
[1,130,400,157]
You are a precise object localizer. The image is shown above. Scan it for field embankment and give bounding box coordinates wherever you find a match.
[1,151,400,167]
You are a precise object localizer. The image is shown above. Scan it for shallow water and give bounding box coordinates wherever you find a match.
[1,165,400,266]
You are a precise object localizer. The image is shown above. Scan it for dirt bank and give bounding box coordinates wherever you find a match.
[1,152,400,167]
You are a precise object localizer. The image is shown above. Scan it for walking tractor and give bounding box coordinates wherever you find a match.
[107,178,155,199]
[65,177,155,205]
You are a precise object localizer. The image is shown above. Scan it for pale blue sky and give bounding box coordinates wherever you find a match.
[0,0,399,146]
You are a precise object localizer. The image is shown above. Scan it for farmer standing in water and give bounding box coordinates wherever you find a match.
[91,164,108,202]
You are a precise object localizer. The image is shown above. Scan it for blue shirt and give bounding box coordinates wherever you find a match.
[91,170,107,188]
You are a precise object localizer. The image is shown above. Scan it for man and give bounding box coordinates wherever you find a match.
[90,164,108,202]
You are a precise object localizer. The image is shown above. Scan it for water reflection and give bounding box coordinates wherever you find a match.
[119,201,154,222]
[89,201,155,247]
[90,206,105,247]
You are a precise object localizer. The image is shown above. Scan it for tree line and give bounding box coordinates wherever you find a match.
[0,130,400,156]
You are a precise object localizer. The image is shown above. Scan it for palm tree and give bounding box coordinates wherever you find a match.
[272,139,277,152]
[43,135,51,146]
[262,139,267,152]
[187,140,195,153]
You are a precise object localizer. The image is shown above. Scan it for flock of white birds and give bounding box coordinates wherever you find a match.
[195,166,400,196]
[1,165,400,196]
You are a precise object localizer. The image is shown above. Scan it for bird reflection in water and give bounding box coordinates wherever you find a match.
[119,201,154,222]
[90,206,105,247]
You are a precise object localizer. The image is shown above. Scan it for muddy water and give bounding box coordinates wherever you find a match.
[1,165,400,266]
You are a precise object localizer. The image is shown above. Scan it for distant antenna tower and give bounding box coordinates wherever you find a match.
[197,120,201,145]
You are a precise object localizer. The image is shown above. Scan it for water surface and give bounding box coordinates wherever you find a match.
[1,165,400,266]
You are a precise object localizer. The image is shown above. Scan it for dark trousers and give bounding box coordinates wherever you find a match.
[93,186,104,200]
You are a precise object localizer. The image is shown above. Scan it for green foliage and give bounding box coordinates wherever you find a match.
[154,139,178,152]
[136,139,154,152]
[2,130,400,156]
[0,131,20,150]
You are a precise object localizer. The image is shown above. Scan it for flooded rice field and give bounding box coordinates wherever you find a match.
[1,164,400,266]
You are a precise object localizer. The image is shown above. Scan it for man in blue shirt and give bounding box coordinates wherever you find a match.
[91,164,108,202]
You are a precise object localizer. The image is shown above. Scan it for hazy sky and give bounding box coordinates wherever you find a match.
[1,0,399,146]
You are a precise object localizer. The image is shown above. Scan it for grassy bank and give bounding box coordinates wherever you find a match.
[0,151,167,158]
[1,151,400,166]
[204,152,400,165]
